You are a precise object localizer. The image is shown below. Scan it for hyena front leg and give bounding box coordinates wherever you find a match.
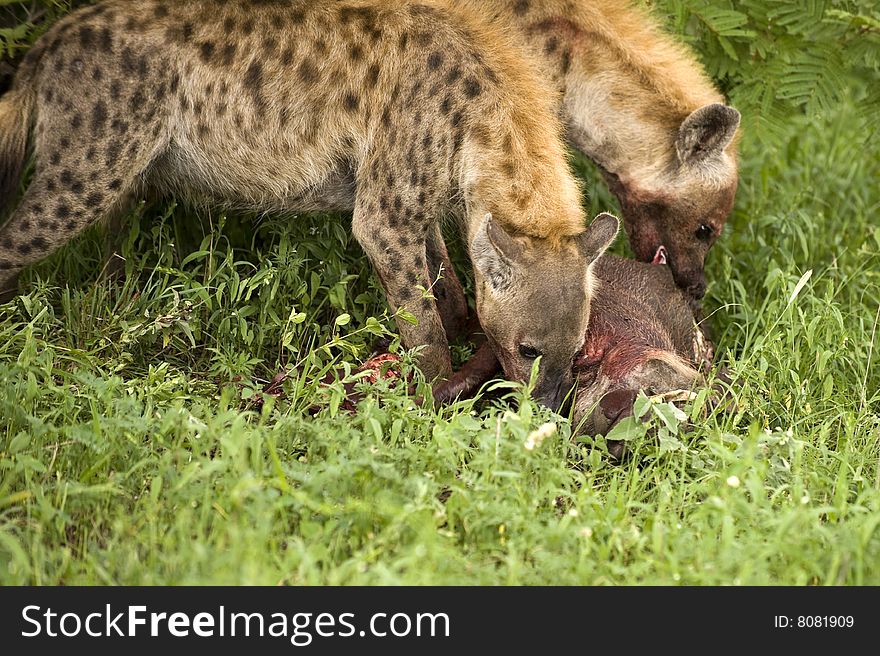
[425,224,469,342]
[352,202,453,382]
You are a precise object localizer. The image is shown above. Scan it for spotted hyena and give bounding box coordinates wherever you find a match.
[0,0,618,408]
[452,0,741,299]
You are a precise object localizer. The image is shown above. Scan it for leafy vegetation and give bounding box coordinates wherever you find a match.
[1,1,879,584]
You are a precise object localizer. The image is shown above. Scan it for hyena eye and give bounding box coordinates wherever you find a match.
[695,223,714,242]
[518,344,542,360]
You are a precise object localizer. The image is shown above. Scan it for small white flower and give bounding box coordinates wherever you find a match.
[726,475,741,488]
[568,508,579,517]
[579,527,593,538]
[524,422,557,451]
[800,494,810,505]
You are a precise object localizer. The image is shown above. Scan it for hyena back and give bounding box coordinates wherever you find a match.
[0,0,617,407]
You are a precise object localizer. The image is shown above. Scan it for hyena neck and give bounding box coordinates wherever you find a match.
[454,15,585,243]
[473,0,725,191]
[462,123,585,243]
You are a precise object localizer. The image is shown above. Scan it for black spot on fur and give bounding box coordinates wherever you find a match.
[350,44,363,61]
[244,61,267,116]
[280,47,294,66]
[49,152,61,166]
[106,141,122,162]
[79,26,94,48]
[129,89,147,113]
[55,203,71,220]
[342,93,360,112]
[121,47,138,75]
[366,64,380,88]
[427,52,443,71]
[513,0,530,16]
[109,178,122,191]
[30,237,49,251]
[183,23,194,41]
[99,27,113,53]
[242,18,255,35]
[199,41,215,62]
[85,192,104,208]
[154,5,169,19]
[170,73,180,94]
[463,77,481,98]
[91,101,108,134]
[544,37,559,55]
[223,17,236,31]
[440,96,452,115]
[298,59,318,82]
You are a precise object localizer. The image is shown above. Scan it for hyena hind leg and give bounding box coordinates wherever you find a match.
[0,162,149,301]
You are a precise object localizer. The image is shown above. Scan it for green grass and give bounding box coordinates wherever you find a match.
[2,15,880,585]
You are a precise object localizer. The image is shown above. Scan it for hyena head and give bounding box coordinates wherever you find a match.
[471,212,619,411]
[605,103,740,299]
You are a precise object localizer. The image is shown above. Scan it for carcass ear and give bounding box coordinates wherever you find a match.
[471,213,523,293]
[675,103,740,164]
[578,212,619,264]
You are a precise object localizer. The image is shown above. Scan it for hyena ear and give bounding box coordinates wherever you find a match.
[578,212,619,264]
[675,103,741,164]
[471,213,523,293]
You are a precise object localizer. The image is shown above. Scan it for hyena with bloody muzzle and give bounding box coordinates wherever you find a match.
[454,0,741,299]
[0,0,620,409]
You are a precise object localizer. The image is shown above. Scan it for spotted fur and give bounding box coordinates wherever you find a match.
[0,0,615,398]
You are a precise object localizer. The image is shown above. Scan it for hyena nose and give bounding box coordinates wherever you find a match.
[688,278,707,299]
[599,389,638,426]
[536,376,569,412]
